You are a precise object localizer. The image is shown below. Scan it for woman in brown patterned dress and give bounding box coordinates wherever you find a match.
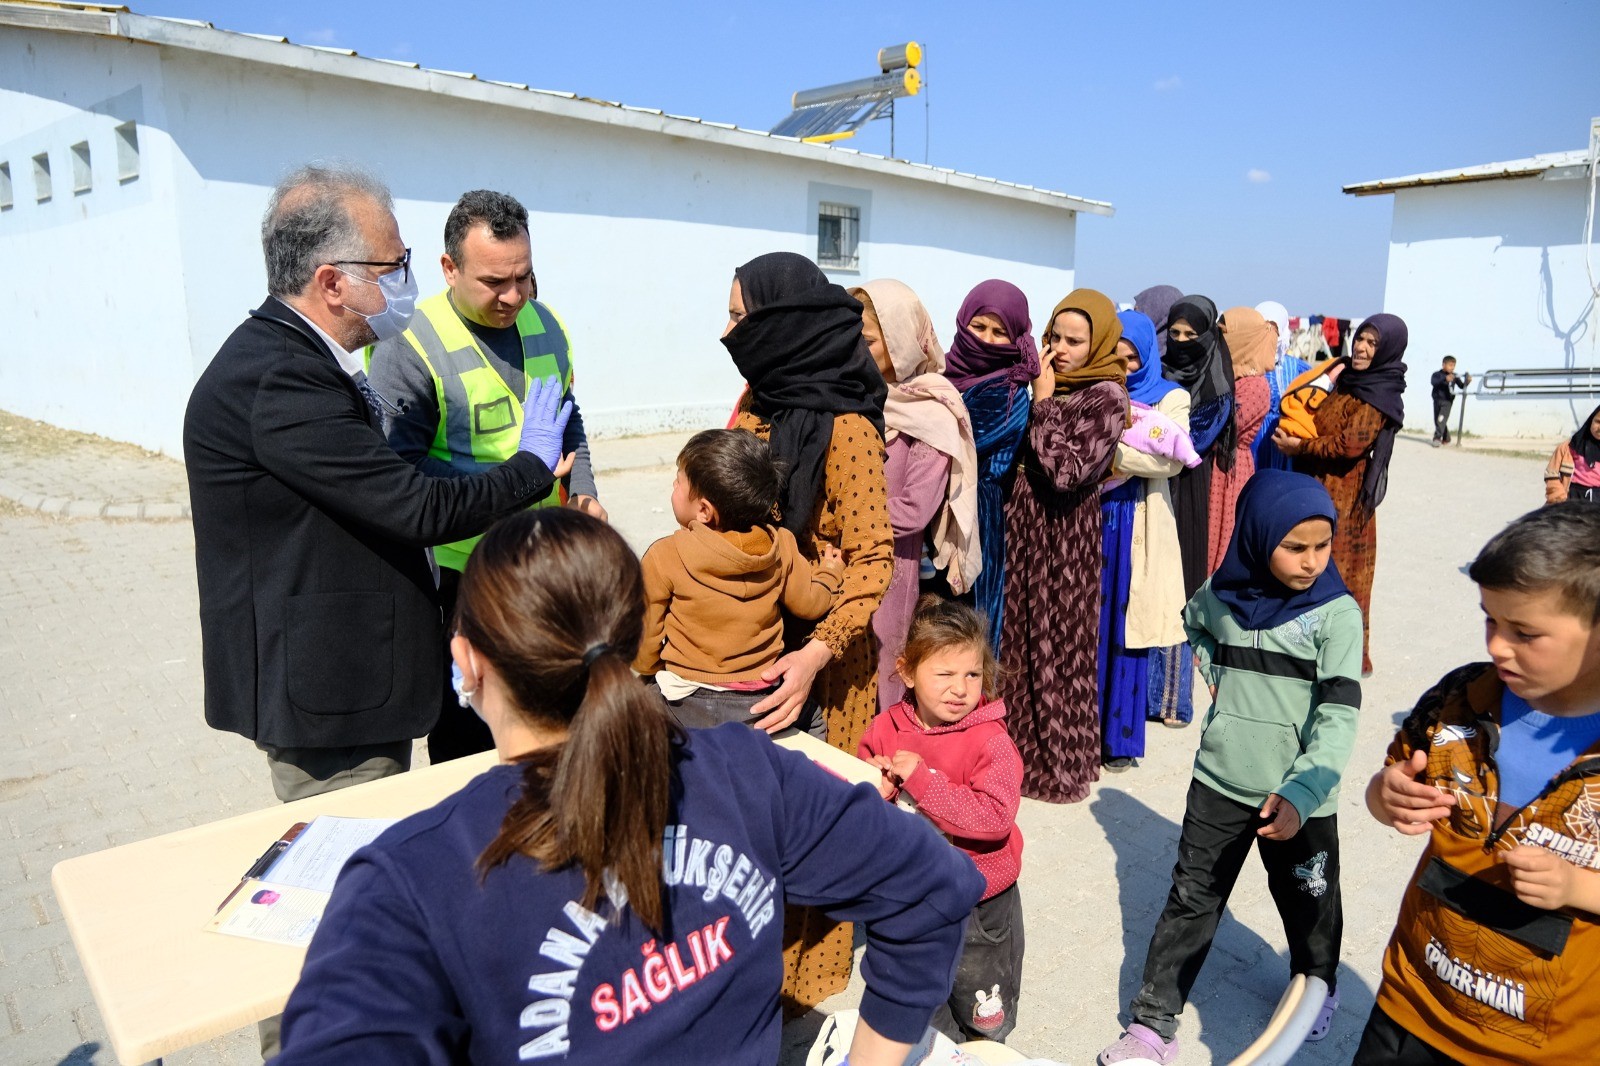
[1001,288,1129,803]
[720,251,893,1011]
[1272,313,1408,675]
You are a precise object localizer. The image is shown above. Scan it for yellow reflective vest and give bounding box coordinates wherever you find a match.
[397,291,573,571]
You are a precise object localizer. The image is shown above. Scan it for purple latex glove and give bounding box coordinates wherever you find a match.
[518,375,573,470]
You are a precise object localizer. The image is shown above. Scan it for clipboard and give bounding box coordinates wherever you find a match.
[214,822,307,914]
[204,815,397,947]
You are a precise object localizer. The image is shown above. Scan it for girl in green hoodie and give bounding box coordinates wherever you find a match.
[1100,470,1364,1066]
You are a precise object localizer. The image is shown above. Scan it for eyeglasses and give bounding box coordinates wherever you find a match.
[330,247,411,283]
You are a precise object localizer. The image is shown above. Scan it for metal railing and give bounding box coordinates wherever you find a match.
[1476,367,1600,396]
[1431,367,1599,444]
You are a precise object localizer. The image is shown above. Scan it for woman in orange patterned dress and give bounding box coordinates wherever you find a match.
[1272,314,1408,674]
[1204,307,1277,574]
[720,251,893,1012]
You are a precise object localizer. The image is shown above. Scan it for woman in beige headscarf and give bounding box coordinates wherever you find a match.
[1205,306,1276,573]
[851,280,980,708]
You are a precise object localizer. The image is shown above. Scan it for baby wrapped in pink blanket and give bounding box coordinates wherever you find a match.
[1103,401,1201,492]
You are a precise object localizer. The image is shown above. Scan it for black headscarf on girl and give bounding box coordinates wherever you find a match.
[1336,313,1409,517]
[1161,295,1238,470]
[1572,401,1600,468]
[721,252,887,535]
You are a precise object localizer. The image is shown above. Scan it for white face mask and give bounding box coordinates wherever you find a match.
[451,658,487,723]
[340,264,418,341]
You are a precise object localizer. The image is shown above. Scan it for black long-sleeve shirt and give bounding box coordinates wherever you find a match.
[1430,369,1467,404]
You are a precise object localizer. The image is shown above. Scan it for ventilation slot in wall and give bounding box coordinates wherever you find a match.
[114,121,140,182]
[71,140,92,194]
[32,152,51,203]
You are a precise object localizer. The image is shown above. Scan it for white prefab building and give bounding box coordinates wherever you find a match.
[0,3,1110,456]
[1345,131,1600,439]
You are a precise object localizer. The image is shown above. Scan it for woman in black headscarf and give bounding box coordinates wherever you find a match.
[1272,313,1409,674]
[1160,295,1236,599]
[722,251,893,1011]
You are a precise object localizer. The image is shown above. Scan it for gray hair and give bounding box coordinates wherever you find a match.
[261,162,394,298]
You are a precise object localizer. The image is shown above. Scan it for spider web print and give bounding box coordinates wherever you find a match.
[1418,901,1560,1049]
[1564,785,1600,846]
[1424,742,1496,839]
[1510,781,1600,869]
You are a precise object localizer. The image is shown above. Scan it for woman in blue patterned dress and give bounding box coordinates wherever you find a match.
[942,280,1037,657]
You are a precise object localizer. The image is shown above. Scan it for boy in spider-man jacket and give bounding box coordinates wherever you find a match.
[1359,502,1600,1065]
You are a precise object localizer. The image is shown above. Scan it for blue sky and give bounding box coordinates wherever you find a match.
[145,1,1598,315]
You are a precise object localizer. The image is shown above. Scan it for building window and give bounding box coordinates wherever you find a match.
[817,202,861,271]
[0,162,11,211]
[114,121,139,182]
[32,152,51,203]
[71,141,92,194]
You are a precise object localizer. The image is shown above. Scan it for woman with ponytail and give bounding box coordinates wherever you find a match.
[277,509,982,1065]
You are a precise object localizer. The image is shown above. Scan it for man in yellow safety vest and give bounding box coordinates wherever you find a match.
[370,189,604,761]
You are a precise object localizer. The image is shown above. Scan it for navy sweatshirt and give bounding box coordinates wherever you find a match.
[277,724,984,1064]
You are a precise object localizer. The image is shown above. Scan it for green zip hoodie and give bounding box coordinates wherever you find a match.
[1184,581,1364,823]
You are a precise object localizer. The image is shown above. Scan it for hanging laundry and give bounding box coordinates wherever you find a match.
[1322,316,1342,353]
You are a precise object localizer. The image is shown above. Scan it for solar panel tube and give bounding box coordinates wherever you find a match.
[791,69,919,110]
[877,42,922,72]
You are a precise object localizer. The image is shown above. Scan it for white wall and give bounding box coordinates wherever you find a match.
[0,32,193,454]
[0,28,1081,454]
[1382,176,1600,438]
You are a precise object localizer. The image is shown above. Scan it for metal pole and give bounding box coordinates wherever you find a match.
[1455,387,1467,446]
[889,97,895,158]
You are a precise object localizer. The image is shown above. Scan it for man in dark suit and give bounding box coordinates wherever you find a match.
[183,163,573,806]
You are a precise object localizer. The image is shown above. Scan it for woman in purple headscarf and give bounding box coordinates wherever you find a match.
[1271,313,1408,674]
[944,280,1039,656]
[1134,285,1183,360]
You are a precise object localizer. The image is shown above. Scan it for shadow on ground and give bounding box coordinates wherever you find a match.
[1091,788,1374,1063]
[56,1043,100,1065]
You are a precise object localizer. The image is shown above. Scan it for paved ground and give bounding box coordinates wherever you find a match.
[0,414,1554,1066]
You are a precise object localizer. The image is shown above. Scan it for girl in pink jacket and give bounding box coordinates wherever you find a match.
[859,596,1025,1044]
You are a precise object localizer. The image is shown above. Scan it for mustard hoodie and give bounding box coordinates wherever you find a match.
[633,522,841,684]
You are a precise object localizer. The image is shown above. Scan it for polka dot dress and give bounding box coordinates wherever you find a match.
[735,409,892,1010]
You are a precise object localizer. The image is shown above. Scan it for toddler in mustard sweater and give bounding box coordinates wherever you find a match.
[634,429,842,731]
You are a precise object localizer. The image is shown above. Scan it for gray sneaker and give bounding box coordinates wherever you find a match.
[1099,1022,1179,1064]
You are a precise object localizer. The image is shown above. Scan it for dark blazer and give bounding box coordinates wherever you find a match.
[183,297,555,749]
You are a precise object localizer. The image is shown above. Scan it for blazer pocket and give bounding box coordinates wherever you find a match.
[286,593,394,714]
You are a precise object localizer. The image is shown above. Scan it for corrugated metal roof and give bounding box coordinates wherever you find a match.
[0,0,1114,216]
[1343,149,1593,196]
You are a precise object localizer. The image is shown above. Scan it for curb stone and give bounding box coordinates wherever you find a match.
[0,431,697,523]
[0,479,192,521]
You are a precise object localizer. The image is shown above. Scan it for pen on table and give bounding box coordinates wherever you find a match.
[215,837,293,913]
